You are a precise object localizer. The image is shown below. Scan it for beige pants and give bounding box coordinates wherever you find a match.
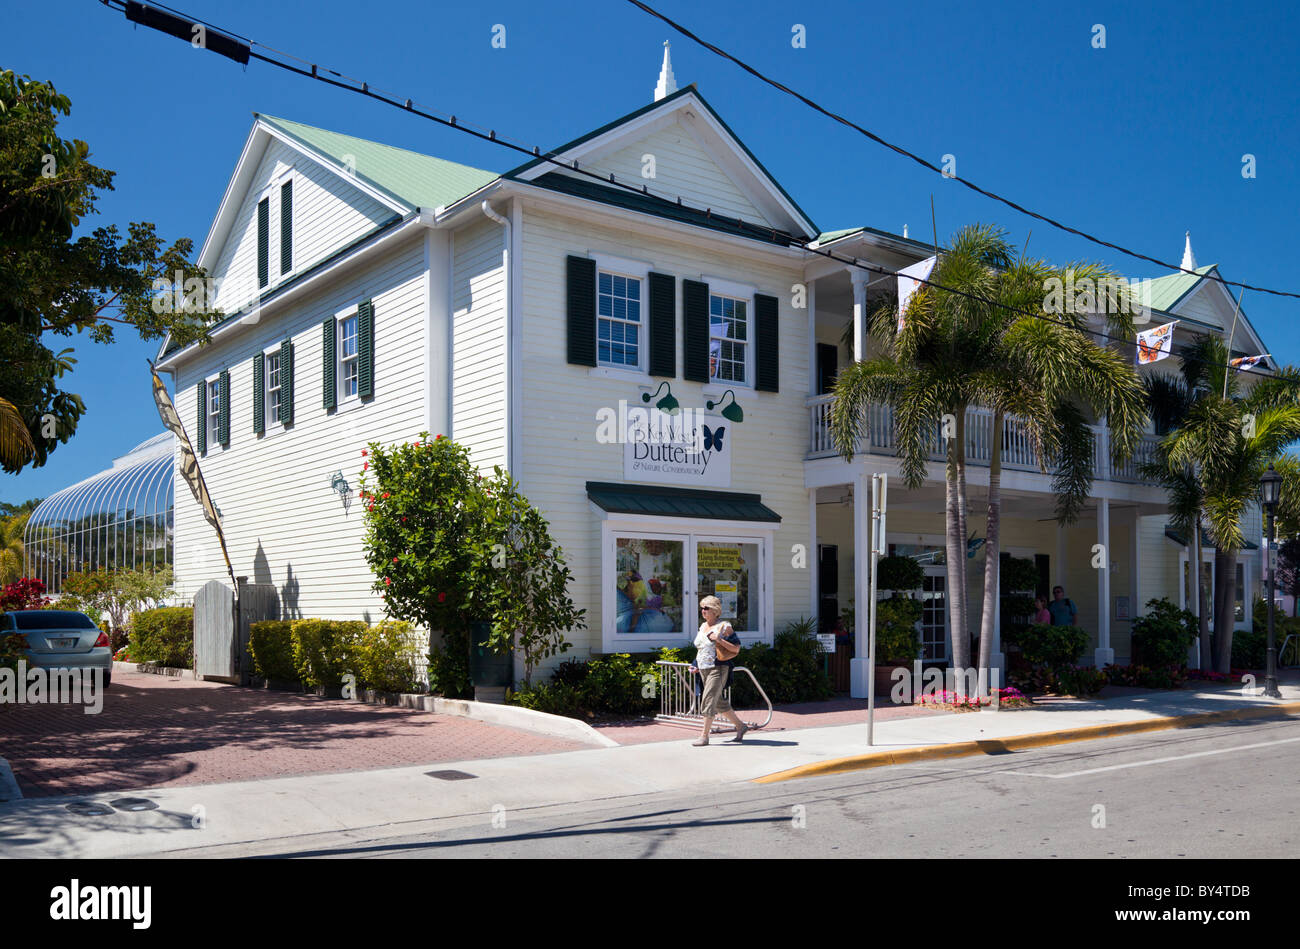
[700,665,731,716]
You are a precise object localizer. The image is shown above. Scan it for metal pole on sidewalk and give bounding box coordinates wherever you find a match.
[867,472,888,745]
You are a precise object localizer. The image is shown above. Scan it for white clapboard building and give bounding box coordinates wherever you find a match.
[156,48,1273,677]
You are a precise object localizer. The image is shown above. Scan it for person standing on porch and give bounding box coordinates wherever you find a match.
[1048,586,1078,626]
[1032,597,1051,625]
[689,596,748,746]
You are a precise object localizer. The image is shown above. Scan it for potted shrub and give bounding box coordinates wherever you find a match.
[873,595,923,695]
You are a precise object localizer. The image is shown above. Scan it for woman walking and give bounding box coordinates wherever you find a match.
[689,595,748,746]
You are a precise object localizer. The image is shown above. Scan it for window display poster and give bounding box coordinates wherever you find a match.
[714,580,738,619]
[615,537,683,634]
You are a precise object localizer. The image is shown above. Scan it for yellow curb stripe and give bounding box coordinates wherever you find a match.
[752,702,1300,784]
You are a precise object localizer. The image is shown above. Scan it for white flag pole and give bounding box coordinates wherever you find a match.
[1222,287,1246,398]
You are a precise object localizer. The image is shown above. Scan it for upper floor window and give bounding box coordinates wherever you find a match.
[339,314,359,400]
[709,293,748,384]
[266,350,282,427]
[208,380,221,446]
[598,271,642,369]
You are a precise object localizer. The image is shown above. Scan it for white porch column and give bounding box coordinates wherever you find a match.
[1129,508,1141,667]
[1056,521,1067,589]
[806,282,818,396]
[808,490,819,619]
[850,268,869,363]
[850,470,872,697]
[1096,497,1114,667]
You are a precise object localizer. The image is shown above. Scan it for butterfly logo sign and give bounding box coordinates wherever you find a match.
[702,425,726,452]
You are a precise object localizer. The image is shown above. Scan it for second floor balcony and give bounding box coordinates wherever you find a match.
[807,394,1163,484]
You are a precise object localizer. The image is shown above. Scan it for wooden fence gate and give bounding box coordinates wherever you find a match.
[194,578,280,683]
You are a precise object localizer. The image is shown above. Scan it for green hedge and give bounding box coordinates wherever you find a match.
[291,619,367,689]
[1131,598,1196,668]
[249,620,298,682]
[129,607,194,668]
[351,620,421,694]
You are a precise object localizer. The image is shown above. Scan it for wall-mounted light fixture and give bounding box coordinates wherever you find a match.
[329,470,351,496]
[642,381,680,415]
[706,389,744,422]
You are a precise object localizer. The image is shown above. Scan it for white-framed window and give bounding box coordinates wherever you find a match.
[709,293,748,384]
[265,348,282,428]
[207,378,221,447]
[597,270,642,369]
[600,516,775,652]
[338,312,359,401]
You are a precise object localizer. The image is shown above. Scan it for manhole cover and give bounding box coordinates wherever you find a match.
[425,769,477,781]
[109,797,159,811]
[65,801,115,816]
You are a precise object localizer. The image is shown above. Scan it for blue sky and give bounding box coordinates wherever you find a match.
[6,0,1299,503]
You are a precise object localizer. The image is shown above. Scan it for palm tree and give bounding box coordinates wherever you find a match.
[1142,337,1222,668]
[0,397,35,470]
[831,224,1148,689]
[1160,338,1300,672]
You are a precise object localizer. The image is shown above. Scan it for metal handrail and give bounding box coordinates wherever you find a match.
[654,660,774,732]
[1280,633,1299,669]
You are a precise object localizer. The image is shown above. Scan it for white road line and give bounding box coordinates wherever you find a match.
[994,735,1300,779]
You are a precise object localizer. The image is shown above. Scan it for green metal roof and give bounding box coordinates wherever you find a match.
[1163,525,1257,551]
[816,224,938,253]
[587,481,781,522]
[1142,263,1218,313]
[528,172,796,246]
[259,114,499,211]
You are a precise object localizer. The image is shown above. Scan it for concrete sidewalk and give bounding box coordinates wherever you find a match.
[1,681,1295,858]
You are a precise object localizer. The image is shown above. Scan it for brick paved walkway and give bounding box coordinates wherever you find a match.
[595,696,951,744]
[0,669,584,798]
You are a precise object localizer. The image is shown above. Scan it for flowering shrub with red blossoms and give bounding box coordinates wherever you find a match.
[0,577,49,612]
[359,433,584,695]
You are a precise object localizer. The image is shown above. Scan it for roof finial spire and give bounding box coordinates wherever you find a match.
[1181,230,1197,271]
[903,224,909,238]
[654,41,678,102]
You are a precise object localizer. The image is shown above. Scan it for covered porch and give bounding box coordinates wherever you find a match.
[805,475,1175,675]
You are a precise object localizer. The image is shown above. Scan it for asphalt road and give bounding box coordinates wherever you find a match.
[181,715,1300,859]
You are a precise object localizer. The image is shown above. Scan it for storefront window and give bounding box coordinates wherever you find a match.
[615,537,684,635]
[696,541,758,633]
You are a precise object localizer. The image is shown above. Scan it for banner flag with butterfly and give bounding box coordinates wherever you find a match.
[149,361,237,588]
[1135,320,1178,365]
[1230,353,1270,372]
[897,256,937,332]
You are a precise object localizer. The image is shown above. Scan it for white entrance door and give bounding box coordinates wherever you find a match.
[920,567,949,662]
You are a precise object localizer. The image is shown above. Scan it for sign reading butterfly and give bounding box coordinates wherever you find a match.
[624,406,732,489]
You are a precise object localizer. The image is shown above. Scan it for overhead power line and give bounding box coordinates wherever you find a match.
[624,0,1300,304]
[99,0,1290,385]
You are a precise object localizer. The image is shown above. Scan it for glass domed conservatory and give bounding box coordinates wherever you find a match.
[24,433,174,594]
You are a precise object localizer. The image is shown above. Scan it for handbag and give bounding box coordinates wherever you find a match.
[713,627,741,661]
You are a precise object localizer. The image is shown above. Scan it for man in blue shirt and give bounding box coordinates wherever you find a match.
[1048,586,1078,626]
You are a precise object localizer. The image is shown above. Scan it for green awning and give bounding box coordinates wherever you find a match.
[1164,525,1258,551]
[587,482,781,522]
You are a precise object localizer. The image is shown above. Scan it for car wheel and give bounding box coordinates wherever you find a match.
[103,673,112,690]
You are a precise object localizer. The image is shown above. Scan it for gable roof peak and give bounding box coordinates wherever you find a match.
[654,41,678,101]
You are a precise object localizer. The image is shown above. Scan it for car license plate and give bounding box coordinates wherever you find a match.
[51,638,78,649]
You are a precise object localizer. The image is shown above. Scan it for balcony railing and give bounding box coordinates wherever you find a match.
[808,393,1161,484]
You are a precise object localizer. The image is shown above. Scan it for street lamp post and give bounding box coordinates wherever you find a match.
[1259,463,1283,699]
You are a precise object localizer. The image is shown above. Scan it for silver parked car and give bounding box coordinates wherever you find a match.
[1,610,113,689]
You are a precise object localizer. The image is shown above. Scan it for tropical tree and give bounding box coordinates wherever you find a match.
[1157,337,1300,672]
[0,70,213,472]
[831,224,1147,692]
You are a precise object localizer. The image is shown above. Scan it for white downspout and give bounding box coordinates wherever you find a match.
[481,200,513,474]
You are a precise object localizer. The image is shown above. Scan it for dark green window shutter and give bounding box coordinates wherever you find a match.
[647,272,676,377]
[279,180,292,275]
[252,352,264,435]
[357,300,374,399]
[257,198,269,288]
[218,370,231,447]
[754,293,779,392]
[196,381,206,454]
[682,279,710,383]
[566,255,597,366]
[279,339,294,424]
[322,316,336,410]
